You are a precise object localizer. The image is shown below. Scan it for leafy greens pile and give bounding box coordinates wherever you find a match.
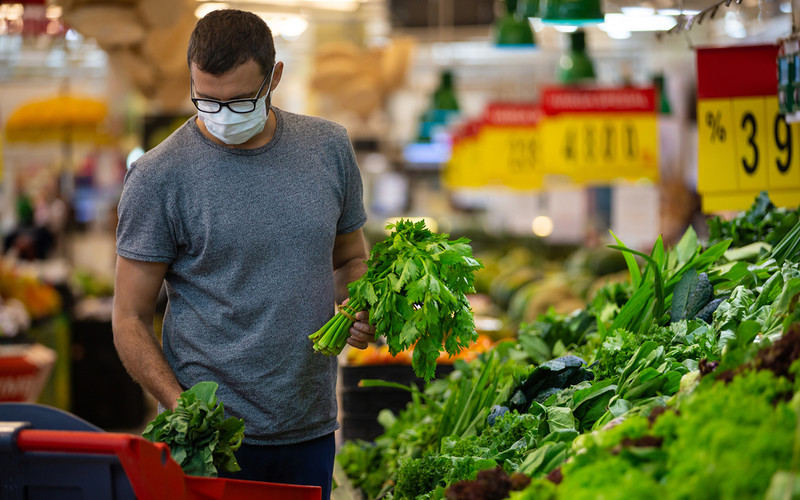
[333,192,800,500]
[142,381,245,478]
[310,219,483,380]
[708,190,799,250]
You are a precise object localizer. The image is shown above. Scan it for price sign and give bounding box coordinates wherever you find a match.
[443,120,486,189]
[697,45,800,211]
[478,103,542,190]
[540,87,659,185]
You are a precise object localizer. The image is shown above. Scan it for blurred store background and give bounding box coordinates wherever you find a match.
[0,0,795,434]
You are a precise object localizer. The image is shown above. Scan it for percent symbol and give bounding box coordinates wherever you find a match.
[705,111,726,142]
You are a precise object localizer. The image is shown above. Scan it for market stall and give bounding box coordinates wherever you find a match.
[0,0,798,498]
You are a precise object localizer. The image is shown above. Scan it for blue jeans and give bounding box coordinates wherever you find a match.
[220,432,336,499]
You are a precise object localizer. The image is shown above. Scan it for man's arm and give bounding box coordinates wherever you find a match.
[112,256,184,410]
[332,228,376,349]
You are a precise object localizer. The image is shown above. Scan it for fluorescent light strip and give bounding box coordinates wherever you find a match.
[599,13,677,32]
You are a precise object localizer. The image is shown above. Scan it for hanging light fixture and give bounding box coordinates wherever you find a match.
[538,0,604,26]
[494,0,535,46]
[556,29,596,84]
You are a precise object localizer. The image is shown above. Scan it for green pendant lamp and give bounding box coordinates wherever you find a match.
[539,0,604,25]
[494,0,535,46]
[518,0,540,17]
[556,29,596,84]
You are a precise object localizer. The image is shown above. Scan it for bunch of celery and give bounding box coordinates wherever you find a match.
[309,219,483,380]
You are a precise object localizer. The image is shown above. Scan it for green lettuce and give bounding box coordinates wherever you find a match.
[142,381,245,477]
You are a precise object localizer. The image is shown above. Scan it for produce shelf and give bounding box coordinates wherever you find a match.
[0,404,321,500]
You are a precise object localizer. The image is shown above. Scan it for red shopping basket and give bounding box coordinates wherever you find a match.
[0,404,321,500]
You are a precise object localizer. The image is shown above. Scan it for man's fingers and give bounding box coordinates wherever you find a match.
[349,325,375,341]
[346,337,369,350]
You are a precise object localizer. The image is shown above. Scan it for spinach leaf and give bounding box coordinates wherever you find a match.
[142,381,245,478]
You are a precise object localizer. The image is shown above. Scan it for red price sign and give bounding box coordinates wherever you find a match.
[444,103,542,190]
[540,87,659,185]
[696,44,800,212]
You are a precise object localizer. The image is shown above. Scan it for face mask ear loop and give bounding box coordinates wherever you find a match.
[264,63,277,117]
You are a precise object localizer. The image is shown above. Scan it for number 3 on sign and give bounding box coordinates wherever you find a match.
[732,98,769,190]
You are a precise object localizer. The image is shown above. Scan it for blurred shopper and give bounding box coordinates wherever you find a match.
[3,193,55,261]
[112,10,375,498]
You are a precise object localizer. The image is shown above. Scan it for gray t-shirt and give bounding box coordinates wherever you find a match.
[116,107,367,445]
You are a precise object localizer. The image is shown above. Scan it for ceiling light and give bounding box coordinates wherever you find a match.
[724,11,747,38]
[279,15,308,39]
[229,0,362,12]
[195,2,230,19]
[305,0,362,11]
[255,13,309,39]
[598,13,677,32]
[657,8,701,15]
[2,4,24,21]
[605,29,632,39]
[45,5,62,19]
[620,6,655,15]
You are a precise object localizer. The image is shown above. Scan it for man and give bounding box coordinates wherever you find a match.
[112,9,376,498]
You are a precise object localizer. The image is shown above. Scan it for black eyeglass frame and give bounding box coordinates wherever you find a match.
[190,65,276,114]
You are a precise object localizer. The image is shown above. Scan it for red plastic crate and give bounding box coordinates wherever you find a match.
[12,429,321,500]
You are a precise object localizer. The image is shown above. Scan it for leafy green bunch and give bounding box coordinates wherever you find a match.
[142,381,245,478]
[707,190,799,249]
[310,219,483,381]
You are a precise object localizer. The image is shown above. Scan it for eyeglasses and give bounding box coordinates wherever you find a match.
[191,66,275,114]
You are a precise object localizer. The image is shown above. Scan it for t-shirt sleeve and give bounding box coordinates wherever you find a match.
[116,163,177,263]
[336,131,368,235]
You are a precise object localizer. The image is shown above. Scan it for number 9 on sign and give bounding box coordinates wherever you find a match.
[765,97,800,188]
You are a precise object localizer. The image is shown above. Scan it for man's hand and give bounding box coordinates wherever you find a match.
[343,299,377,349]
[332,227,377,350]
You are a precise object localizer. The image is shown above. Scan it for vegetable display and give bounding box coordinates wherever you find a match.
[310,219,483,381]
[333,193,800,500]
[142,381,245,478]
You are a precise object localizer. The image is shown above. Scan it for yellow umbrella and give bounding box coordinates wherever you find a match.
[4,95,109,143]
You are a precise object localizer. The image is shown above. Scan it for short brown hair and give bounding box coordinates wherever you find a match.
[187,9,275,76]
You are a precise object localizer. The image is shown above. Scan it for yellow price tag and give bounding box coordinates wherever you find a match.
[443,120,490,189]
[541,113,658,184]
[480,126,541,190]
[698,95,800,211]
[696,45,800,211]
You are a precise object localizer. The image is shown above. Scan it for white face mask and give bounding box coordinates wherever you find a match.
[199,92,270,145]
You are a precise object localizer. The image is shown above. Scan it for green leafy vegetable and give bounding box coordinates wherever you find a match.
[654,369,796,499]
[507,355,594,413]
[395,454,498,499]
[516,309,597,365]
[708,190,799,249]
[142,381,245,478]
[309,219,483,381]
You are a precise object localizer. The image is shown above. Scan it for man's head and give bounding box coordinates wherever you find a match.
[187,9,275,77]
